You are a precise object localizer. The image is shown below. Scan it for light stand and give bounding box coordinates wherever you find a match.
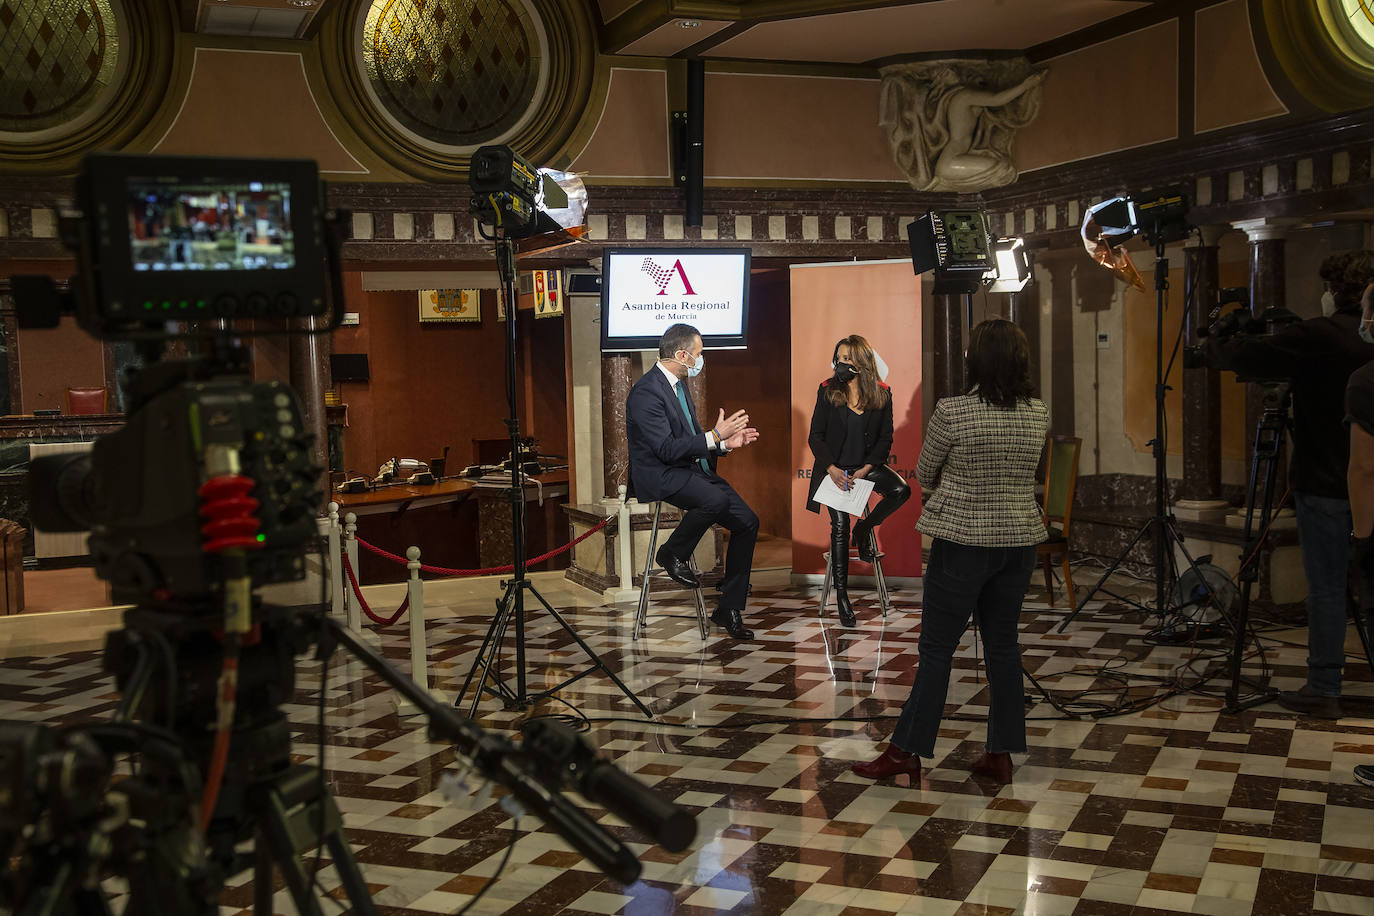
[1058,238,1217,632]
[454,231,651,719]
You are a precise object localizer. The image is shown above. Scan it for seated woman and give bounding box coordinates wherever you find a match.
[804,335,911,627]
[851,319,1048,784]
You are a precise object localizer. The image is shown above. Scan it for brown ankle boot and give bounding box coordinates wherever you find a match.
[852,743,922,780]
[970,751,1013,783]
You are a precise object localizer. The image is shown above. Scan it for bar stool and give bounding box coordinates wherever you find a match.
[633,501,711,640]
[818,509,891,619]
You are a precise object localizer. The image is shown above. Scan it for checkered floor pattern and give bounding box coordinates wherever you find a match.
[3,579,1373,915]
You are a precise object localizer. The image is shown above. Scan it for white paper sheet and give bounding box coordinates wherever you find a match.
[813,474,875,517]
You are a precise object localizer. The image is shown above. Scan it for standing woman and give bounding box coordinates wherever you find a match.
[805,335,911,626]
[851,319,1047,784]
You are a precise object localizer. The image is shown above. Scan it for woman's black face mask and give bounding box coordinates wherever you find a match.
[833,362,858,383]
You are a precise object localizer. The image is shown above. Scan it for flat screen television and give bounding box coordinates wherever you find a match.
[599,247,750,351]
[330,353,370,382]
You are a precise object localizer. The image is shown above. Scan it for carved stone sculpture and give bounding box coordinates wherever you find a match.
[879,58,1046,193]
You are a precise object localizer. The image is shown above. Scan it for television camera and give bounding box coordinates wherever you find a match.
[0,153,691,915]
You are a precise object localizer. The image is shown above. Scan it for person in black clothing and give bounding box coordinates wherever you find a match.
[805,335,911,626]
[1348,283,1374,787]
[1206,250,1374,718]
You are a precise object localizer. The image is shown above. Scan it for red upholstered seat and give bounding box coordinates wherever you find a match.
[65,387,107,415]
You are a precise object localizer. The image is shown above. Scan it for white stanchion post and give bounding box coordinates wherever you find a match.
[617,485,632,593]
[327,502,344,621]
[394,546,447,717]
[343,512,361,633]
[603,484,640,603]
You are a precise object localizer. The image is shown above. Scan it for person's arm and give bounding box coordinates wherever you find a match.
[628,385,710,466]
[1205,320,1317,380]
[1352,423,1374,538]
[917,400,953,490]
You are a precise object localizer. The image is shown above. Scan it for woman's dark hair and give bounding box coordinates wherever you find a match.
[966,318,1036,408]
[1320,250,1374,313]
[825,335,890,409]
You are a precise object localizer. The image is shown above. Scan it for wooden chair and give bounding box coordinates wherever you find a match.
[1038,435,1082,608]
[65,387,107,415]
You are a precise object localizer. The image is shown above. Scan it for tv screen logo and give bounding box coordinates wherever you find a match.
[641,258,696,296]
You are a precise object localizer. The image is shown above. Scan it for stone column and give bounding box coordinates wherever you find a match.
[601,354,632,498]
[1039,257,1077,438]
[289,318,331,497]
[1231,217,1299,526]
[930,292,964,403]
[1175,226,1230,522]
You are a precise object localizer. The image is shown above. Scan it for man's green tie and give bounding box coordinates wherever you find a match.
[674,382,711,474]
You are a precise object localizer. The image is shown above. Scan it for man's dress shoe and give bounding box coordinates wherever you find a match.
[656,546,700,588]
[710,606,754,640]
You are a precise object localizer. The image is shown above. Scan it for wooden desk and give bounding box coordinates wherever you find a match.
[331,470,571,583]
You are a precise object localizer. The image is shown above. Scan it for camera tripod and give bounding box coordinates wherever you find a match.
[1058,239,1220,633]
[454,233,651,719]
[1219,383,1289,711]
[96,604,376,911]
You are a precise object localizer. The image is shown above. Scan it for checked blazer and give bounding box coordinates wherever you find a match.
[917,392,1049,547]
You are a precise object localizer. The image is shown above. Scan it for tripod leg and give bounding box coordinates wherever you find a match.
[526,583,654,718]
[465,589,518,718]
[1057,519,1156,632]
[257,766,379,916]
[254,833,274,915]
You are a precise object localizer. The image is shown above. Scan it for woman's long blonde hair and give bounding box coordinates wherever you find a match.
[826,335,890,410]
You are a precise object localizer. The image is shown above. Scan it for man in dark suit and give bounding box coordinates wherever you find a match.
[626,323,761,639]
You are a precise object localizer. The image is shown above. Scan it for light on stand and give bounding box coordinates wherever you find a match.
[986,237,1031,294]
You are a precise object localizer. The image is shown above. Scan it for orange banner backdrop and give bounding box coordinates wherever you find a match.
[789,260,924,578]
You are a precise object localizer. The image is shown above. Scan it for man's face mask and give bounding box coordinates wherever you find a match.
[679,349,704,378]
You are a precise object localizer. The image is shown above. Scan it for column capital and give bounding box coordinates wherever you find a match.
[1194,224,1231,247]
[1231,217,1301,242]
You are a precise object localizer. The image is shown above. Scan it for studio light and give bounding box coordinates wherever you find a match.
[986,237,1031,293]
[468,144,586,239]
[906,209,993,295]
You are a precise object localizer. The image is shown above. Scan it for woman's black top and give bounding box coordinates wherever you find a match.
[836,409,867,468]
[805,379,895,514]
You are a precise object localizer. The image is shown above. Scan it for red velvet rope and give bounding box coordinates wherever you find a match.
[341,550,411,625]
[351,514,613,577]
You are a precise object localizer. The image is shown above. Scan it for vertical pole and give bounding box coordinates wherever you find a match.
[406,546,427,693]
[1154,243,1169,619]
[328,501,343,621]
[617,484,632,593]
[685,59,705,227]
[498,235,528,701]
[344,512,360,633]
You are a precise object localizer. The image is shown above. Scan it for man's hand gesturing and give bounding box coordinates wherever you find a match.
[715,408,749,440]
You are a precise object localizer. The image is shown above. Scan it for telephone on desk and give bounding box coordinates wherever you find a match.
[460,439,566,480]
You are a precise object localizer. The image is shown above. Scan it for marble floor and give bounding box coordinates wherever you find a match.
[2,568,1373,915]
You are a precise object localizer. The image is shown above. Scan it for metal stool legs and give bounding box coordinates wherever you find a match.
[819,531,890,620]
[633,502,710,640]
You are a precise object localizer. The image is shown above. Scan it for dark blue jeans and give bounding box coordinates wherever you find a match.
[1293,491,1353,696]
[892,539,1037,758]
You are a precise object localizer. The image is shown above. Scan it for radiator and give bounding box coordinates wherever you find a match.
[29,441,94,559]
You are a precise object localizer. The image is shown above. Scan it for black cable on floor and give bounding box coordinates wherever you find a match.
[455,816,521,916]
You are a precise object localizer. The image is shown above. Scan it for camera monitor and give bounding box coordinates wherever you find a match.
[600,247,750,352]
[78,154,327,333]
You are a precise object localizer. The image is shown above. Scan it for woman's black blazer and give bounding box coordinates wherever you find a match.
[805,379,894,513]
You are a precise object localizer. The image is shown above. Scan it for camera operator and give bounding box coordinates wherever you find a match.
[1350,283,1374,786]
[1205,250,1374,718]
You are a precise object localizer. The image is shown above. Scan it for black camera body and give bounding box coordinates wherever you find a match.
[32,366,320,601]
[1180,287,1300,377]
